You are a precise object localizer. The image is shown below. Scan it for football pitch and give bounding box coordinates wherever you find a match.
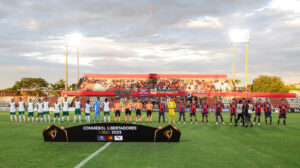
[0,111,300,168]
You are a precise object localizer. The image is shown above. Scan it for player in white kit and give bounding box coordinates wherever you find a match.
[53,100,61,123]
[103,98,111,123]
[43,98,51,123]
[27,98,35,123]
[36,99,44,123]
[9,98,17,122]
[84,100,91,123]
[74,97,82,123]
[18,97,26,122]
[62,97,70,122]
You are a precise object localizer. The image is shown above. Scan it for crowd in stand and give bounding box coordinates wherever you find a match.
[78,77,231,92]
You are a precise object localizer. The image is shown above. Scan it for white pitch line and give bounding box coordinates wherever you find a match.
[74,142,112,168]
[74,115,146,168]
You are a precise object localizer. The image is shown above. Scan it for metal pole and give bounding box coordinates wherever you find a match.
[245,42,248,89]
[65,36,68,91]
[233,42,236,83]
[77,46,79,83]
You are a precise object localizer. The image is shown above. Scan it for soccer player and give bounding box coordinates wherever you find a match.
[94,97,101,123]
[62,97,70,122]
[84,100,91,123]
[235,100,244,126]
[114,99,121,123]
[178,100,186,124]
[264,98,272,125]
[158,99,166,123]
[215,98,225,125]
[74,97,82,123]
[125,98,132,123]
[9,98,17,122]
[229,99,237,125]
[168,97,176,124]
[53,100,61,123]
[103,98,111,123]
[245,100,254,127]
[146,100,153,123]
[190,99,198,124]
[135,99,143,123]
[27,98,35,123]
[201,99,209,124]
[43,97,50,123]
[36,99,44,123]
[278,100,288,125]
[253,99,263,125]
[17,97,26,123]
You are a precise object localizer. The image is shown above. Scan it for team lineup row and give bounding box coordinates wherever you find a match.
[8,97,288,126]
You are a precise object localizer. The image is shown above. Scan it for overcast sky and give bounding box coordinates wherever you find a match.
[0,0,300,89]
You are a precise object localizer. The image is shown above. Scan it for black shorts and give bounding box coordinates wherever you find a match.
[202,113,208,117]
[215,112,222,116]
[265,112,272,117]
[230,113,236,116]
[125,109,131,115]
[115,110,121,117]
[180,112,185,116]
[255,112,261,116]
[147,110,152,116]
[136,109,141,116]
[279,114,286,118]
[190,113,196,117]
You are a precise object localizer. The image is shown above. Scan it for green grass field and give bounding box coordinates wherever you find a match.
[0,111,300,168]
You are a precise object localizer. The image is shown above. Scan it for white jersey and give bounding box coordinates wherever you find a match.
[18,101,25,111]
[75,101,81,109]
[54,103,60,113]
[27,102,34,112]
[237,104,243,114]
[10,102,16,112]
[103,102,110,112]
[37,103,43,113]
[248,104,254,114]
[85,104,91,113]
[43,101,50,111]
[62,101,69,111]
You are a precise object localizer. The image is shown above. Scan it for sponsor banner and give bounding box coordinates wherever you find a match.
[43,123,181,142]
[138,89,150,97]
[290,108,300,112]
[114,91,133,95]
[150,89,157,94]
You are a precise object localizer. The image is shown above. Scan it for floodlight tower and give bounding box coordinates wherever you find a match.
[65,35,68,91]
[230,29,250,89]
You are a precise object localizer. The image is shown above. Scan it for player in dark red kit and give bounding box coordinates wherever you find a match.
[253,99,263,125]
[190,99,198,124]
[215,98,225,125]
[264,98,272,125]
[158,99,166,123]
[278,100,288,125]
[178,100,186,124]
[201,99,209,125]
[229,99,237,125]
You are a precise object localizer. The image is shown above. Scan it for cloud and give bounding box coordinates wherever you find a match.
[178,16,223,29]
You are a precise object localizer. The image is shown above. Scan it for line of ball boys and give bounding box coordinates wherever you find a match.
[8,96,288,127]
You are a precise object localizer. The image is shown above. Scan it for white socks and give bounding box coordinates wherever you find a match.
[86,116,90,123]
[19,115,22,122]
[108,116,110,122]
[44,115,46,122]
[74,116,77,122]
[48,115,50,122]
[79,116,81,123]
[104,116,106,122]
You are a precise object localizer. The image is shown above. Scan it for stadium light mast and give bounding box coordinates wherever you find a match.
[230,29,250,89]
[68,33,82,84]
[65,35,68,91]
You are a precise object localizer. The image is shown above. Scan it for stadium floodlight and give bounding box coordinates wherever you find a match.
[229,29,250,43]
[229,29,250,89]
[68,33,82,47]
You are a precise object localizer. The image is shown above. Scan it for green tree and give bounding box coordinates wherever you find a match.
[50,79,65,90]
[252,75,288,93]
[7,77,49,96]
